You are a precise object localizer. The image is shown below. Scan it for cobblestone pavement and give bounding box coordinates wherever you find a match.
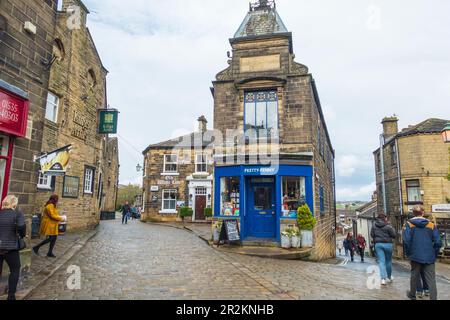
[27,220,450,300]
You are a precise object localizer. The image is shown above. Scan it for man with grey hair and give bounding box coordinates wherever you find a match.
[403,205,442,300]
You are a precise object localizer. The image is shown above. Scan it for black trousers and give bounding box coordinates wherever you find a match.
[0,250,21,299]
[410,261,437,300]
[34,236,57,255]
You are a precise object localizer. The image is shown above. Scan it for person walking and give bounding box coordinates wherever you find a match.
[356,234,366,262]
[337,239,344,255]
[32,195,66,258]
[416,212,436,298]
[121,201,131,225]
[371,213,396,286]
[0,195,26,300]
[404,206,442,300]
[343,237,349,256]
[345,233,356,262]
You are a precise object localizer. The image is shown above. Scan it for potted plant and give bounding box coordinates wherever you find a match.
[179,206,193,223]
[290,228,301,248]
[204,207,213,221]
[281,229,292,249]
[297,204,316,247]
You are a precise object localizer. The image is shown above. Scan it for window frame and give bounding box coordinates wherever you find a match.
[83,166,95,195]
[319,185,325,214]
[244,90,279,140]
[390,143,397,166]
[161,189,177,213]
[195,153,208,173]
[45,91,59,123]
[37,172,53,190]
[406,179,422,203]
[163,154,178,174]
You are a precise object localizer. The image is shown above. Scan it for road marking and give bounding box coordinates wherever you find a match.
[340,258,348,266]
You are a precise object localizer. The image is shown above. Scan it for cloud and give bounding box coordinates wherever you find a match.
[337,155,360,178]
[337,182,376,201]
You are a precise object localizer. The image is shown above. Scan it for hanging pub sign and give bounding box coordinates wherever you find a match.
[0,87,29,137]
[98,109,119,134]
[36,145,72,176]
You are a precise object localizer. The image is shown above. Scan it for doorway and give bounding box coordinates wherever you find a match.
[246,178,276,239]
[195,187,207,220]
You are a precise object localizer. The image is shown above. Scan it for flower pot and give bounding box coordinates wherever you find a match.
[281,234,291,249]
[291,235,301,248]
[301,230,313,247]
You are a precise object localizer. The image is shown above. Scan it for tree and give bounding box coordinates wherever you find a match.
[116,184,142,210]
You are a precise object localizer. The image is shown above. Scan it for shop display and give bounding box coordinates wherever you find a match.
[220,177,240,216]
[281,177,306,218]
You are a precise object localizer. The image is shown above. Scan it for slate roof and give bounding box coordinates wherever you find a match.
[143,130,215,154]
[397,118,449,138]
[358,205,377,220]
[233,1,289,39]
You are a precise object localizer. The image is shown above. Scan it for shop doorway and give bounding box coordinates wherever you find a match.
[247,178,276,239]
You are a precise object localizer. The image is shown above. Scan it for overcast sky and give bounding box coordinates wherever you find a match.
[83,0,450,201]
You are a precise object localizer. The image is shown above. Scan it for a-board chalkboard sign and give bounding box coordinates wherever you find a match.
[218,219,241,246]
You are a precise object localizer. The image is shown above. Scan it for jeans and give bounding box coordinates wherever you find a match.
[122,213,128,224]
[410,262,437,300]
[375,243,393,280]
[34,236,57,255]
[0,250,21,300]
[417,269,429,292]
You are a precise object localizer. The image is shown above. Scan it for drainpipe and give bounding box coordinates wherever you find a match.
[379,134,387,214]
[395,137,405,257]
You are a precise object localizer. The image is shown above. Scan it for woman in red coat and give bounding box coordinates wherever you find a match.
[357,234,367,262]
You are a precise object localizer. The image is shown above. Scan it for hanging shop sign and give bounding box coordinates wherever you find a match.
[36,145,72,176]
[0,87,29,137]
[98,109,119,134]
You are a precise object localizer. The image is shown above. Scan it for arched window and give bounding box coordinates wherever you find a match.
[53,38,65,61]
[87,69,97,88]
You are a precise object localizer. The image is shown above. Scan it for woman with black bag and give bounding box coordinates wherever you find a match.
[0,195,26,301]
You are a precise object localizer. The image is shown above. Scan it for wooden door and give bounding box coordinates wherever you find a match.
[195,195,207,220]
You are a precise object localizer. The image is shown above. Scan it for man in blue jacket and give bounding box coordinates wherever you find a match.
[403,205,442,300]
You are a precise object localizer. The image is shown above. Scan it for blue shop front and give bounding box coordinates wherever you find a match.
[214,165,314,243]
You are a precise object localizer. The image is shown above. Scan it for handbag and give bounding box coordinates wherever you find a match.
[15,211,26,251]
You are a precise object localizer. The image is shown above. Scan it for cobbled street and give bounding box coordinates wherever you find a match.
[27,220,450,300]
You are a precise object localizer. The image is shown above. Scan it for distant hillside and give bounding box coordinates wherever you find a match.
[336,201,368,211]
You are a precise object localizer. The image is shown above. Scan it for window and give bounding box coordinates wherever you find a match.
[84,167,94,194]
[196,187,207,195]
[37,172,52,190]
[195,154,207,173]
[281,177,306,218]
[319,186,325,214]
[162,189,177,211]
[390,143,397,166]
[376,152,381,173]
[45,92,59,122]
[244,91,278,139]
[220,177,240,216]
[163,154,178,173]
[406,180,421,203]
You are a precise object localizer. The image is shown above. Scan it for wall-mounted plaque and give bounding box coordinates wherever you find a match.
[63,176,80,198]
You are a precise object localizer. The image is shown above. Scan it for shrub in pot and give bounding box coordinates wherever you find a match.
[179,206,193,222]
[204,207,213,221]
[281,229,292,249]
[297,204,316,247]
[290,229,301,248]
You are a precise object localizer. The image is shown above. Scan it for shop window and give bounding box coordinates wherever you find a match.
[220,177,240,216]
[244,91,278,140]
[406,180,421,203]
[195,153,207,173]
[281,177,306,218]
[37,172,52,190]
[45,92,59,122]
[162,189,177,211]
[83,167,94,194]
[163,154,178,173]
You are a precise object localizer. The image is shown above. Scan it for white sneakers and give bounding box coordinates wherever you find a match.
[381,279,387,285]
[388,276,394,283]
[381,276,394,286]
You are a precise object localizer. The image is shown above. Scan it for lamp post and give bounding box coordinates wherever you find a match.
[136,163,142,172]
[442,122,450,143]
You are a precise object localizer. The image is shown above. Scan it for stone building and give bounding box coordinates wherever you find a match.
[374,117,450,257]
[34,0,119,231]
[211,0,336,260]
[142,116,214,222]
[0,0,58,294]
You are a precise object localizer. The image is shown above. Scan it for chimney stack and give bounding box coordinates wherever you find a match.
[382,116,399,139]
[198,115,208,133]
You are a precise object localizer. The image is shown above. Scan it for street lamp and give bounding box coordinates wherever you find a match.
[442,122,450,143]
[136,163,142,172]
